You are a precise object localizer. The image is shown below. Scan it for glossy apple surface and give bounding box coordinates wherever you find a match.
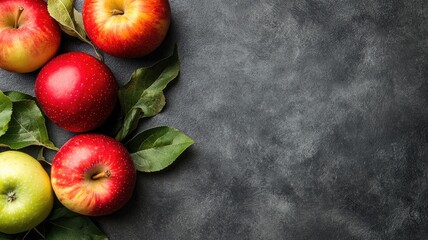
[35,52,118,133]
[82,0,170,58]
[0,151,54,234]
[50,134,136,216]
[0,0,61,73]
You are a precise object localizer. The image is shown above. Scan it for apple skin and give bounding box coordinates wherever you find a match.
[50,134,136,216]
[82,0,171,58]
[35,52,118,133]
[0,151,54,234]
[0,0,61,73]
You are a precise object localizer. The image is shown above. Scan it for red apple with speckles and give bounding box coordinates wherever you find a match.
[51,134,136,216]
[35,52,117,132]
[82,0,171,58]
[0,0,61,73]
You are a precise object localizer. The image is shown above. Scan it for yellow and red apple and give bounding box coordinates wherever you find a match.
[50,134,137,216]
[82,0,171,58]
[0,0,61,73]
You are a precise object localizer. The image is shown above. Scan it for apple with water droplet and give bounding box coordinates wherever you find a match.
[0,151,54,234]
[0,0,61,73]
[50,134,136,216]
[35,52,118,133]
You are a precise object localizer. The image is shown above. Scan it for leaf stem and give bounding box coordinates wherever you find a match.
[91,43,105,62]
[33,227,46,239]
[15,7,24,29]
[39,158,52,166]
[22,230,31,239]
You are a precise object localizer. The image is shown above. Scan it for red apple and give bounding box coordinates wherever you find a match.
[0,0,61,73]
[51,134,136,216]
[82,0,171,58]
[35,52,118,133]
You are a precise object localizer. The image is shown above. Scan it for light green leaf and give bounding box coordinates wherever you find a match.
[0,90,12,137]
[47,0,87,43]
[0,92,58,150]
[126,126,194,172]
[73,8,84,32]
[135,90,166,117]
[47,207,108,240]
[47,0,103,60]
[116,46,180,141]
[4,91,34,101]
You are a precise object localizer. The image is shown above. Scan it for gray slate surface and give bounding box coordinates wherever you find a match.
[2,0,428,239]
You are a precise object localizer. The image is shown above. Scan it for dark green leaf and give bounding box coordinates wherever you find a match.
[0,94,58,150]
[116,46,180,141]
[48,207,79,221]
[47,207,108,240]
[126,126,194,172]
[37,147,52,166]
[118,108,142,141]
[0,232,14,240]
[0,91,12,137]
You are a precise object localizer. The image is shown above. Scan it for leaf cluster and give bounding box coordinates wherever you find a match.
[0,0,194,239]
[0,41,193,240]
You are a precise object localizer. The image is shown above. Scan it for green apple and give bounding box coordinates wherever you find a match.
[0,151,54,234]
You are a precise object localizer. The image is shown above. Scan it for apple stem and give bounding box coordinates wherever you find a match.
[14,7,24,29]
[112,9,124,15]
[92,170,111,180]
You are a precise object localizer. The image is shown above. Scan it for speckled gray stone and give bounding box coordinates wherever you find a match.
[1,0,428,239]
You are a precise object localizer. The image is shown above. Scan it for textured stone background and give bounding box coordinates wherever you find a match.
[2,0,428,239]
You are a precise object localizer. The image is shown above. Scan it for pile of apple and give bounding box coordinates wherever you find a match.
[0,0,174,236]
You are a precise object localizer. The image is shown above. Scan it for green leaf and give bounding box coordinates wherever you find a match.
[4,91,34,101]
[47,207,108,240]
[0,232,14,240]
[73,8,85,33]
[0,91,12,137]
[37,147,52,166]
[116,46,180,141]
[0,92,58,150]
[126,126,194,172]
[47,0,87,43]
[47,0,103,60]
